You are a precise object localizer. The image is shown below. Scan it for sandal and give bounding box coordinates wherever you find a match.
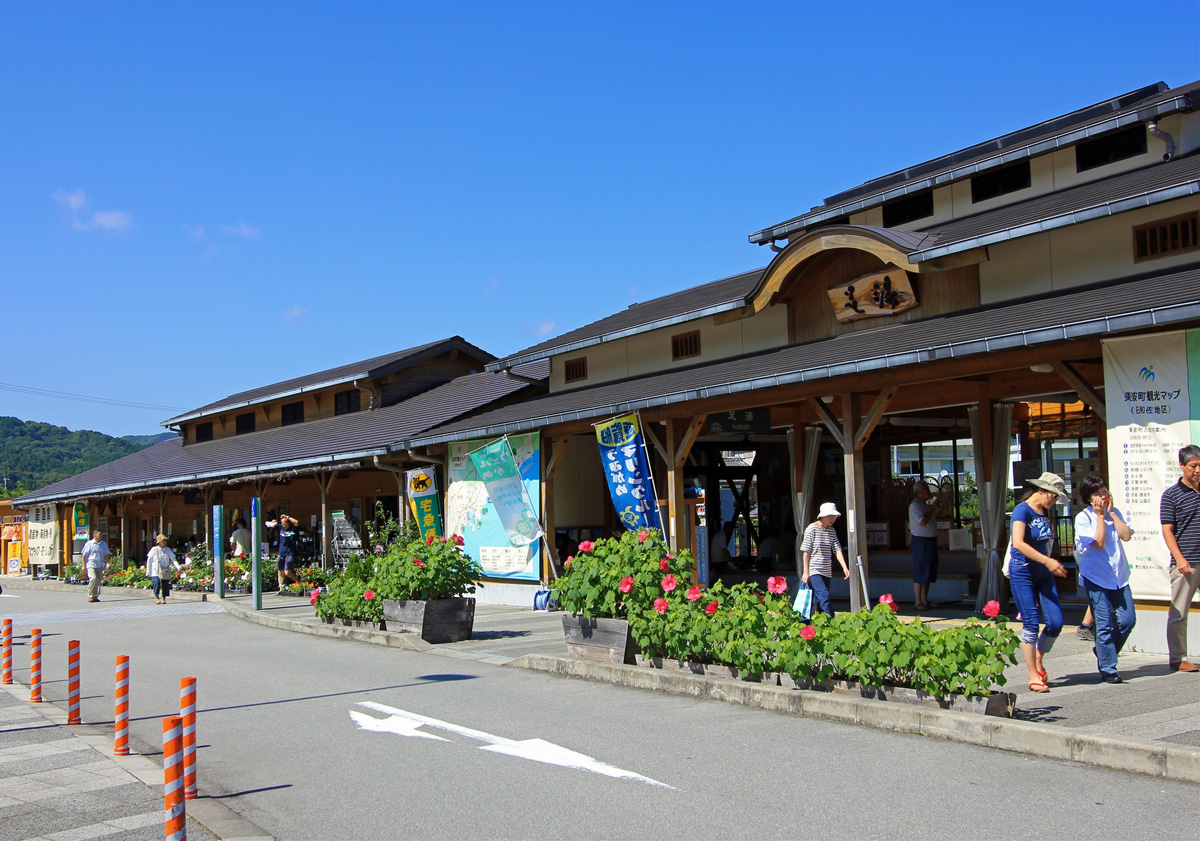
[1038,668,1048,683]
[1028,680,1050,693]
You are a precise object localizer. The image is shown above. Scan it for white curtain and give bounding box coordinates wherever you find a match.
[790,425,823,574]
[972,402,1015,611]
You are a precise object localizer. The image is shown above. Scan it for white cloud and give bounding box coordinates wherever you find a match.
[184,224,207,242]
[526,320,556,337]
[283,305,308,320]
[51,188,133,232]
[220,221,261,239]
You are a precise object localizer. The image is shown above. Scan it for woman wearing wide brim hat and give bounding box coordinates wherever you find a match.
[799,502,850,618]
[1009,471,1069,693]
[146,534,180,604]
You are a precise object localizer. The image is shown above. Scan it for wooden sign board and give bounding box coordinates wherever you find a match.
[827,267,917,323]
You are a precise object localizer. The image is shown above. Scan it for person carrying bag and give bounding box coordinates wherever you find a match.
[147,534,180,604]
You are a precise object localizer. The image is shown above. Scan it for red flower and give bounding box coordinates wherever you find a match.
[364,590,376,600]
[983,600,1001,618]
[578,540,594,553]
[426,535,435,545]
[704,600,718,615]
[767,576,787,594]
[666,552,674,560]
[638,530,649,543]
[413,558,426,568]
[564,556,573,569]
[309,590,320,605]
[686,585,701,601]
[452,534,464,546]
[660,558,670,571]
[799,625,816,641]
[879,593,897,612]
[661,574,677,592]
[653,598,668,614]
[619,576,634,593]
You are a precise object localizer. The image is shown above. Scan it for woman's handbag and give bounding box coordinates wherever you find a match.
[793,582,813,619]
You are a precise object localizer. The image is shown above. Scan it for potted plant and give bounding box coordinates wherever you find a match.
[554,529,695,665]
[374,535,482,643]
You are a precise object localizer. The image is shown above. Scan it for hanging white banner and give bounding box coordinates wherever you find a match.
[1103,330,1198,601]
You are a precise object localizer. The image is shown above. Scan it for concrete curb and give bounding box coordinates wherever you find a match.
[506,653,1200,785]
[0,681,273,841]
[221,601,435,652]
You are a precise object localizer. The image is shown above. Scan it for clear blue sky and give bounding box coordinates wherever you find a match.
[2,2,1197,437]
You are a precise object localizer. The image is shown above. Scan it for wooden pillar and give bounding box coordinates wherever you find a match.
[315,473,336,568]
[841,394,866,612]
[117,497,128,565]
[541,436,570,580]
[664,417,704,558]
[157,492,168,540]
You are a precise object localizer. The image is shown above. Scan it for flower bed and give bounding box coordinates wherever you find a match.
[554,530,1019,701]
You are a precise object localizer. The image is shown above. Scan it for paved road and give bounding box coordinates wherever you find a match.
[2,588,1198,840]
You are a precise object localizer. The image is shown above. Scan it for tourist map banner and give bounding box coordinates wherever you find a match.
[1103,330,1200,600]
[467,438,544,548]
[447,433,540,581]
[595,413,662,532]
[406,467,444,542]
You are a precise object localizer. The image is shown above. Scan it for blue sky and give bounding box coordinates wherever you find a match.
[2,2,1198,437]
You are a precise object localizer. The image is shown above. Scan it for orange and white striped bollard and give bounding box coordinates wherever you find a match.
[163,714,187,841]
[1,618,11,685]
[29,628,42,703]
[114,655,130,756]
[67,640,81,724]
[180,677,197,799]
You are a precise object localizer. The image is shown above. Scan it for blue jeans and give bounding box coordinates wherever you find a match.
[1083,579,1135,676]
[1008,559,1063,650]
[809,574,834,618]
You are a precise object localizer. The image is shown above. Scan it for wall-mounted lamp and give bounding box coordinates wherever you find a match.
[820,395,835,404]
[1029,364,1054,373]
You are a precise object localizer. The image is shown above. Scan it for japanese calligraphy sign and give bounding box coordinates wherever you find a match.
[1103,330,1200,600]
[595,413,662,533]
[27,504,59,567]
[467,439,543,548]
[406,467,445,542]
[447,433,541,581]
[72,502,89,541]
[826,266,917,323]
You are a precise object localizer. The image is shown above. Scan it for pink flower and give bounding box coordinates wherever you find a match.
[619,576,634,593]
[638,530,649,543]
[661,574,677,592]
[983,600,1001,618]
[660,558,670,571]
[800,625,816,641]
[686,585,701,601]
[309,590,320,605]
[578,540,594,553]
[426,535,435,545]
[653,598,668,614]
[666,553,674,559]
[767,576,787,594]
[364,590,376,600]
[879,593,897,612]
[452,534,464,546]
[413,558,426,568]
[374,544,384,552]
[704,600,718,615]
[564,556,573,569]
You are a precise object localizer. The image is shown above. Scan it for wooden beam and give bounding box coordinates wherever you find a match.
[665,420,686,555]
[1052,361,1106,422]
[806,397,848,450]
[641,422,669,466]
[853,387,895,452]
[673,416,705,469]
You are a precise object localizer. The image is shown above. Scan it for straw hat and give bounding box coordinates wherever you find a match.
[156,533,169,544]
[1026,472,1067,500]
[817,502,841,518]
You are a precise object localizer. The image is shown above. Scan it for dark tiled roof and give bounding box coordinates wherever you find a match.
[485,268,765,371]
[15,361,547,504]
[403,262,1200,447]
[165,336,495,425]
[749,80,1199,244]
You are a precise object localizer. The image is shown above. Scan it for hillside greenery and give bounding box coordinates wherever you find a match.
[0,417,174,497]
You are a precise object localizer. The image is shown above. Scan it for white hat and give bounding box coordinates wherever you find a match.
[818,502,841,518]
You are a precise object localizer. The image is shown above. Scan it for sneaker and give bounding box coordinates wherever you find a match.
[1076,624,1095,641]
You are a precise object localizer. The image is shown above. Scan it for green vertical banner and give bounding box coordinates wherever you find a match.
[72,502,89,541]
[212,504,225,600]
[1189,328,1200,444]
[406,467,444,542]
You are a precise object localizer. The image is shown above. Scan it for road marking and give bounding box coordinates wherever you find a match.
[352,701,674,788]
[5,603,227,626]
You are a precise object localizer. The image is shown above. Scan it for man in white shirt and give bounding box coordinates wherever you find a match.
[229,519,252,558]
[82,530,109,603]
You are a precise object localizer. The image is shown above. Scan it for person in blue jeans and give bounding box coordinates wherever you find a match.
[800,502,850,618]
[1074,474,1135,684]
[1009,472,1068,693]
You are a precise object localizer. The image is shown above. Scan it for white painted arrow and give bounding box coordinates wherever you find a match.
[351,701,673,788]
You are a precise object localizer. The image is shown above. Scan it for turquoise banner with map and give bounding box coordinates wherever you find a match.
[447,433,541,581]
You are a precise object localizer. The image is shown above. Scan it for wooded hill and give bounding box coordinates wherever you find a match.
[0,417,176,497]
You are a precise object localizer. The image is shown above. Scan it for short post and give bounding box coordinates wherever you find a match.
[67,640,81,724]
[180,677,197,800]
[114,655,130,756]
[163,714,187,841]
[29,628,42,703]
[1,618,11,685]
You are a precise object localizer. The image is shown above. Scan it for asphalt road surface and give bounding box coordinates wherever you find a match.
[3,588,1197,840]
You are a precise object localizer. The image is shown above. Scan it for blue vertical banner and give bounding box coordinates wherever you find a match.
[212,504,225,600]
[595,412,662,532]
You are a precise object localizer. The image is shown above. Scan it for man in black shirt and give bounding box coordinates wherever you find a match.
[266,514,301,590]
[1162,444,1200,672]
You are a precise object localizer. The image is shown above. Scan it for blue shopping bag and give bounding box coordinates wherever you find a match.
[793,582,813,619]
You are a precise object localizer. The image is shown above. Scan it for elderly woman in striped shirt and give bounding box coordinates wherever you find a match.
[800,502,850,617]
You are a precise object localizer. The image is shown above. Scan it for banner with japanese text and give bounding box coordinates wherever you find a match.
[467,439,543,547]
[447,433,540,581]
[27,504,59,567]
[1103,329,1200,600]
[595,413,662,533]
[406,467,444,542]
